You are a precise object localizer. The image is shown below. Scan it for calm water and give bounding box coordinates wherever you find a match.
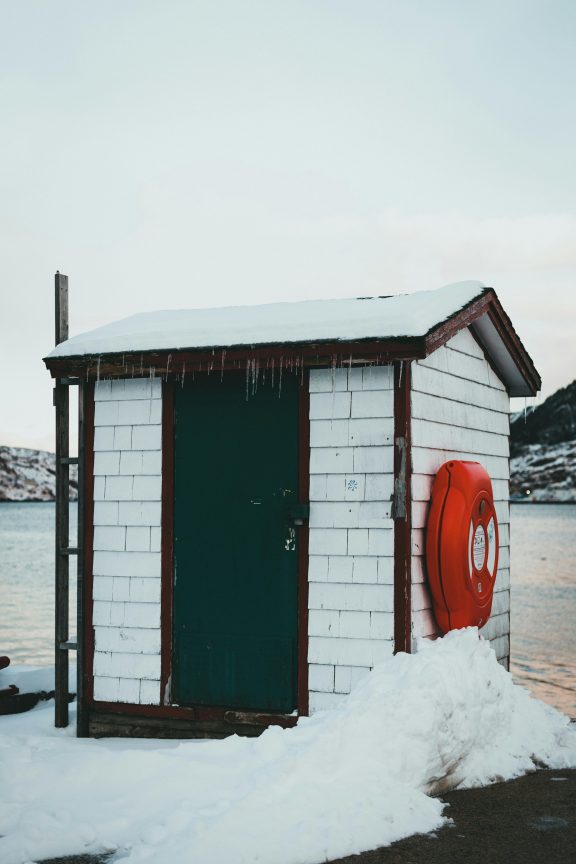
[509,504,576,715]
[0,503,77,665]
[0,502,575,714]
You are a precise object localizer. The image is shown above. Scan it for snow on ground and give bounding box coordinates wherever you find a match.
[1,662,77,694]
[1,630,575,864]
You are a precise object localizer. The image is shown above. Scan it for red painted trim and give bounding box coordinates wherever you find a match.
[45,339,425,379]
[160,381,175,705]
[393,361,412,655]
[44,289,540,395]
[84,383,95,706]
[297,374,310,716]
[424,291,494,355]
[160,371,307,719]
[90,701,298,728]
[424,288,540,395]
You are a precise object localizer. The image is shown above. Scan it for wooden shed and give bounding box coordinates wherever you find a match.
[44,279,540,738]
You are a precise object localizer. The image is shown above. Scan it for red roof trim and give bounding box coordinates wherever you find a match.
[43,338,427,379]
[43,288,540,395]
[423,288,540,396]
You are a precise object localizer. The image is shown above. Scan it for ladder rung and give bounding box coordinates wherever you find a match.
[59,641,77,651]
[59,377,80,386]
[60,457,78,465]
[60,547,79,556]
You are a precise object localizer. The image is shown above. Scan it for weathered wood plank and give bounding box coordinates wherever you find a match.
[480,611,510,641]
[412,364,510,413]
[411,448,510,480]
[444,328,487,359]
[54,272,70,729]
[76,380,87,736]
[54,272,69,345]
[411,499,509,530]
[411,525,510,557]
[411,418,510,458]
[411,391,510,435]
[412,473,509,504]
[490,634,510,663]
[490,590,510,617]
[419,343,506,392]
[412,607,439,638]
[412,581,432,612]
[88,711,266,739]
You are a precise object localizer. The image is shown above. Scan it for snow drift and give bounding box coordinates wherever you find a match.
[1,629,574,864]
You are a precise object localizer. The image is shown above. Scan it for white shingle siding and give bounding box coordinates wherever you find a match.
[410,328,511,665]
[92,377,162,706]
[308,366,394,712]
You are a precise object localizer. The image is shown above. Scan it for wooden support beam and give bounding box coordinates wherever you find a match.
[393,360,412,655]
[54,272,70,728]
[76,379,88,737]
[55,272,69,345]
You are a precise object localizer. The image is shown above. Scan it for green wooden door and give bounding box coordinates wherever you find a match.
[172,372,301,713]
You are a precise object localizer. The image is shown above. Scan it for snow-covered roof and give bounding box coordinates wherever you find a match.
[44,280,541,395]
[47,281,486,359]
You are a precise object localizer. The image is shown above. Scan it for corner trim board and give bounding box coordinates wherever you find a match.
[393,360,412,654]
[160,381,175,705]
[83,383,96,710]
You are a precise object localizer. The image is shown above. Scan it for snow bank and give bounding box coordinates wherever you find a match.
[46,281,485,358]
[1,630,574,864]
[0,662,77,695]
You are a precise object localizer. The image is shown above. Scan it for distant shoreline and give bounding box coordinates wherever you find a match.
[510,499,576,505]
[0,498,60,504]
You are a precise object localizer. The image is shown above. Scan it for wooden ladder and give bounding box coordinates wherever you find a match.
[53,272,87,734]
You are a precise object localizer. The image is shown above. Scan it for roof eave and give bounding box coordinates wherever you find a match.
[43,336,428,380]
[423,287,541,397]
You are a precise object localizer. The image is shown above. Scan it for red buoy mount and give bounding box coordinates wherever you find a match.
[425,461,499,634]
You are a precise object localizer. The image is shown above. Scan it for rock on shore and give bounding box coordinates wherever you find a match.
[0,446,77,502]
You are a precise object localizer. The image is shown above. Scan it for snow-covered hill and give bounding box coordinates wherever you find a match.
[0,447,77,502]
[510,439,576,502]
[2,379,574,503]
[510,380,576,503]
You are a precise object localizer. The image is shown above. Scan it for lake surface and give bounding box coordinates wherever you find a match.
[509,504,576,716]
[0,502,574,715]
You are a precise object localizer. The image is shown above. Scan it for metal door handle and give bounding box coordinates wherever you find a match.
[286,503,310,526]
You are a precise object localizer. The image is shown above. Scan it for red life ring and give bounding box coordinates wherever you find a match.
[425,460,499,634]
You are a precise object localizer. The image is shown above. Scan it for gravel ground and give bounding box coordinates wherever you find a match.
[332,768,576,864]
[39,768,576,864]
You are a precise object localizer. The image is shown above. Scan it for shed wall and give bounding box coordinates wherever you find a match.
[410,329,511,664]
[91,378,163,704]
[307,366,395,712]
[87,343,508,718]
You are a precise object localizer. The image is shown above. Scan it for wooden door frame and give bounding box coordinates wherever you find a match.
[84,372,309,732]
[159,373,310,723]
[155,370,310,726]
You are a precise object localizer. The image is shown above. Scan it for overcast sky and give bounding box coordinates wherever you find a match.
[1,1,575,451]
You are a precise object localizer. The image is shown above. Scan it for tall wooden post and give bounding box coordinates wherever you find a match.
[54,272,70,727]
[76,379,87,736]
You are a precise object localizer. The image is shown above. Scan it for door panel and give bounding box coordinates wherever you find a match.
[172,372,300,712]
